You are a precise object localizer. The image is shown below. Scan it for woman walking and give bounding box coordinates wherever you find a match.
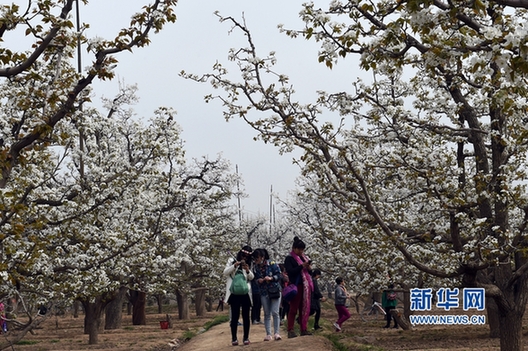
[253,248,283,341]
[223,245,254,346]
[284,236,313,338]
[333,277,351,332]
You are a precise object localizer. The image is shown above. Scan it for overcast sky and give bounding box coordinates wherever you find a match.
[79,0,357,217]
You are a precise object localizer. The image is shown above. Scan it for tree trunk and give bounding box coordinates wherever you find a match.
[498,310,523,351]
[105,287,128,330]
[402,289,411,320]
[73,300,81,318]
[206,296,213,312]
[350,293,361,315]
[81,299,105,345]
[176,289,189,320]
[155,294,163,314]
[390,309,411,330]
[166,313,173,328]
[5,297,17,332]
[129,290,147,325]
[372,291,382,303]
[194,287,208,316]
[486,297,500,338]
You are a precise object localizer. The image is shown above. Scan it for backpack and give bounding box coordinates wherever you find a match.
[230,269,249,295]
[387,291,397,301]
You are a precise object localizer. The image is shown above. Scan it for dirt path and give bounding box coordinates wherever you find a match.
[177,320,335,351]
[9,302,516,350]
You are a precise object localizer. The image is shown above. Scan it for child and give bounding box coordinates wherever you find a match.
[278,264,289,323]
[333,277,351,332]
[310,269,326,330]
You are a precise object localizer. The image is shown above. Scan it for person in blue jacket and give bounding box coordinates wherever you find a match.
[253,248,283,341]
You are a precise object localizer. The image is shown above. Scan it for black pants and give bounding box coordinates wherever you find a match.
[251,292,261,322]
[384,306,397,327]
[216,301,223,311]
[313,306,321,328]
[229,294,251,341]
[280,300,290,320]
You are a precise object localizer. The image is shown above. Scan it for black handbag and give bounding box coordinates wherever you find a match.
[267,285,281,299]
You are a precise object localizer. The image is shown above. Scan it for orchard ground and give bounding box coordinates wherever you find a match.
[8,300,528,351]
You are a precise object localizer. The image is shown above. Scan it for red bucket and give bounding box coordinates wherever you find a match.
[160,321,169,329]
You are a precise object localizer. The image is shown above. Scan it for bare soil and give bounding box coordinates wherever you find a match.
[6,301,528,351]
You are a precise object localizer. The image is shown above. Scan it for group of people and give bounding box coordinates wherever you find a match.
[222,237,399,346]
[223,237,321,345]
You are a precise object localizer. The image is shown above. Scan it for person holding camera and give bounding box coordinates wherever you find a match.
[223,245,254,346]
[253,248,283,341]
[284,236,313,338]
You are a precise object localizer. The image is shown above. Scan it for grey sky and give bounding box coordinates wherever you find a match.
[80,0,356,217]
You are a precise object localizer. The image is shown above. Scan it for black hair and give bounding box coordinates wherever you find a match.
[252,248,264,259]
[236,245,253,263]
[312,269,321,277]
[262,248,270,260]
[388,283,395,289]
[252,248,270,261]
[292,236,306,250]
[335,277,343,285]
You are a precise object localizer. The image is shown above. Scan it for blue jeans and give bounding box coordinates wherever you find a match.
[261,294,281,336]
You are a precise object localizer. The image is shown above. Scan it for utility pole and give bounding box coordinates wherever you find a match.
[269,185,273,235]
[236,165,242,224]
[75,0,85,179]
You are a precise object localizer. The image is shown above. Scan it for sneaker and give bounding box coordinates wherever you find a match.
[333,322,341,331]
[313,325,322,331]
[231,340,238,346]
[274,333,282,340]
[300,330,312,336]
[237,321,242,326]
[263,335,272,341]
[243,339,250,345]
[287,330,297,338]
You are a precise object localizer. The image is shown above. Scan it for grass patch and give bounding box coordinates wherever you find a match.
[324,331,385,351]
[15,340,39,345]
[181,330,196,341]
[50,339,60,343]
[203,314,229,331]
[180,314,229,342]
[324,333,349,351]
